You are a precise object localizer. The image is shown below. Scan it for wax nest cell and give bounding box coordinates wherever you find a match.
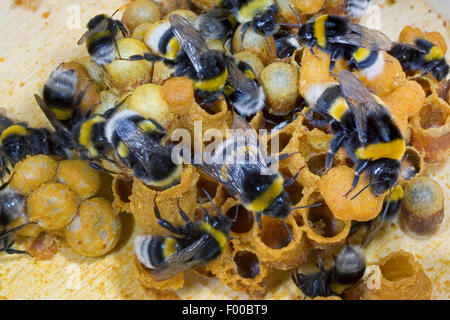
[104,38,153,94]
[10,155,58,195]
[411,94,450,162]
[66,197,121,257]
[400,177,444,236]
[121,0,160,32]
[27,182,77,230]
[359,251,432,300]
[56,160,101,199]
[320,166,384,221]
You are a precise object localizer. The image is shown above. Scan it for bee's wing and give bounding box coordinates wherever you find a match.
[169,14,210,75]
[34,94,72,136]
[231,115,268,164]
[151,235,209,281]
[77,31,91,45]
[115,119,171,160]
[226,59,263,99]
[194,162,245,197]
[391,41,427,53]
[331,24,392,51]
[337,70,386,143]
[195,115,270,197]
[77,18,109,45]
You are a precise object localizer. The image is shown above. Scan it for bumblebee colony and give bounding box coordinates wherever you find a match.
[1,0,448,300]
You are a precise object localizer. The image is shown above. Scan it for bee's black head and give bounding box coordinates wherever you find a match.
[369,159,400,197]
[88,14,109,30]
[251,11,277,37]
[297,24,314,45]
[199,51,227,79]
[210,213,233,236]
[262,190,290,219]
[433,59,449,82]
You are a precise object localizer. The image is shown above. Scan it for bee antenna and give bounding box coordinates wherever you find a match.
[0,172,14,191]
[201,187,222,216]
[283,220,295,242]
[289,4,302,26]
[111,8,120,18]
[350,181,376,200]
[264,37,274,56]
[291,202,322,211]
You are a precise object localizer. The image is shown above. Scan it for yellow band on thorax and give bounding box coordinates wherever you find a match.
[329,96,348,121]
[166,37,181,60]
[198,221,228,252]
[353,47,371,62]
[0,125,29,143]
[247,174,284,212]
[355,139,406,161]
[424,45,444,61]
[79,116,105,158]
[314,15,328,48]
[194,69,228,92]
[163,237,178,258]
[236,0,273,23]
[52,107,74,121]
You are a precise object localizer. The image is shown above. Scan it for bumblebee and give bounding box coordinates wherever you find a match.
[223,0,278,39]
[131,15,229,105]
[104,109,182,189]
[78,10,129,66]
[296,14,391,71]
[143,21,182,62]
[389,38,449,81]
[0,178,32,256]
[0,114,63,180]
[274,29,301,59]
[194,8,237,42]
[337,70,405,199]
[35,95,128,174]
[224,58,266,117]
[292,245,366,298]
[344,45,386,79]
[38,67,84,123]
[195,115,318,237]
[134,192,232,281]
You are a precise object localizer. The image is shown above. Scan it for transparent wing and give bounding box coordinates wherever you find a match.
[391,41,427,54]
[195,115,271,197]
[330,24,392,51]
[338,70,386,143]
[226,59,262,97]
[169,14,210,75]
[77,18,109,45]
[114,119,171,162]
[34,94,71,136]
[151,235,209,281]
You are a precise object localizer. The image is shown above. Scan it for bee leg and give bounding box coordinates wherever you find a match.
[344,161,369,198]
[241,23,249,44]
[256,212,262,232]
[325,132,346,171]
[1,239,31,256]
[283,220,295,242]
[154,203,183,235]
[283,167,301,187]
[88,161,118,175]
[202,208,211,224]
[176,200,191,222]
[117,20,129,37]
